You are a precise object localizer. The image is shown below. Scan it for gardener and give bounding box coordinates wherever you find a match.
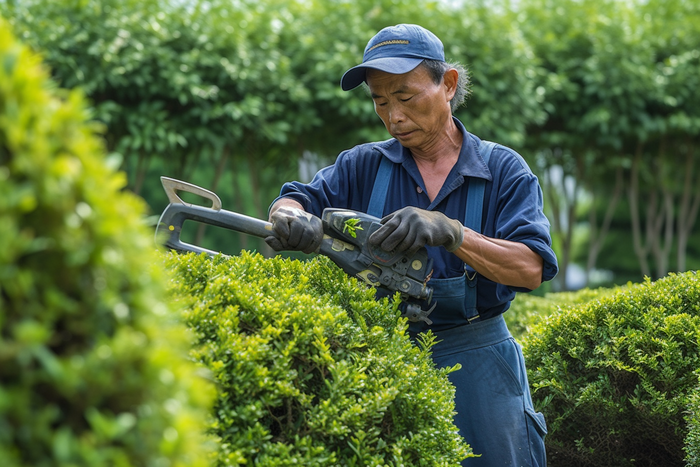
[266,23,558,466]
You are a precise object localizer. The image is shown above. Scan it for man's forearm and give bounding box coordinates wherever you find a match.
[453,228,544,290]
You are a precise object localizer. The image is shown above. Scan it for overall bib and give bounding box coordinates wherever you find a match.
[367,141,547,467]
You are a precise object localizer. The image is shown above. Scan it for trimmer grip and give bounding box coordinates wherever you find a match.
[156,202,274,255]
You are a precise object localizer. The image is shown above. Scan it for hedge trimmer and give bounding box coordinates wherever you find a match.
[155,177,435,324]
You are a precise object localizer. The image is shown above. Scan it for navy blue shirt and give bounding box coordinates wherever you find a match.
[272,118,558,319]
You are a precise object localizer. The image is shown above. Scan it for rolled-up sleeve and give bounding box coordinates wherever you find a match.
[486,146,559,286]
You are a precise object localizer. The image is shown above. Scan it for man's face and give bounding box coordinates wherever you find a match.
[366,65,454,152]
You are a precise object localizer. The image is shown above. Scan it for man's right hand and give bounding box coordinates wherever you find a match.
[266,206,323,254]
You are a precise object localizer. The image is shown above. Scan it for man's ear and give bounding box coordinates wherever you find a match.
[443,68,459,101]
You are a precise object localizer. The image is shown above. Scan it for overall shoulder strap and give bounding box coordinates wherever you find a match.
[367,156,393,218]
[464,140,496,318]
[464,140,495,233]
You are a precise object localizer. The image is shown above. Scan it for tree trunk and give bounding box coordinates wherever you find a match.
[628,142,652,278]
[648,139,674,279]
[586,165,623,285]
[231,164,249,252]
[174,147,201,182]
[194,146,230,247]
[543,167,562,290]
[543,161,577,291]
[133,150,150,196]
[246,143,274,257]
[651,188,674,278]
[563,184,578,289]
[677,142,700,271]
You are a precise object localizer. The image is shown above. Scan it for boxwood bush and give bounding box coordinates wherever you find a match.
[0,20,213,466]
[506,287,622,341]
[686,376,700,467]
[164,251,473,466]
[523,271,700,466]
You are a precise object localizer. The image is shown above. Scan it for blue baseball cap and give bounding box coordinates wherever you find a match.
[340,24,445,91]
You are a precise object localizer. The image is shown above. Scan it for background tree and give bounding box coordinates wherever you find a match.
[518,0,700,285]
[637,0,700,276]
[4,0,700,286]
[517,0,644,289]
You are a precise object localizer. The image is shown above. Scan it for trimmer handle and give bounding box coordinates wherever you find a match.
[155,176,273,255]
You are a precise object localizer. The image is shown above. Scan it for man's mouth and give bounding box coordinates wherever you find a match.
[394,130,414,138]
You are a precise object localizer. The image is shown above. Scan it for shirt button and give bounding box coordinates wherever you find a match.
[416,186,423,193]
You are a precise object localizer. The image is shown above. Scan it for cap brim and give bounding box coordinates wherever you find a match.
[340,57,424,91]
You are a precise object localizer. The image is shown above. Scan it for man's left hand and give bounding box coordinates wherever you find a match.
[368,206,464,254]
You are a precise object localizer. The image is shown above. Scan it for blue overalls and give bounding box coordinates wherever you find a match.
[367,141,548,467]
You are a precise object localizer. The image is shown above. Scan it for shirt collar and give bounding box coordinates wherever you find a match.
[372,117,492,182]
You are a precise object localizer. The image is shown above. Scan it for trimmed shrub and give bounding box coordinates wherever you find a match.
[687,377,700,467]
[506,286,621,341]
[164,251,473,466]
[523,272,700,466]
[0,19,213,466]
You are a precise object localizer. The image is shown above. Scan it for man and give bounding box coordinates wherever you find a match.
[266,24,558,467]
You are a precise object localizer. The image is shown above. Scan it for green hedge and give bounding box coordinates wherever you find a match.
[0,19,213,466]
[686,376,700,467]
[506,287,622,341]
[164,251,473,466]
[523,272,700,466]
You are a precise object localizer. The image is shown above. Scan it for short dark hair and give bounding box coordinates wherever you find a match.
[421,59,471,113]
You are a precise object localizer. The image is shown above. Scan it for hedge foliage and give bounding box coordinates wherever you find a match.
[506,287,622,341]
[686,376,700,466]
[523,271,700,466]
[164,251,473,466]
[0,19,213,466]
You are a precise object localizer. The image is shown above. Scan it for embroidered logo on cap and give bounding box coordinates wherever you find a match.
[367,39,409,52]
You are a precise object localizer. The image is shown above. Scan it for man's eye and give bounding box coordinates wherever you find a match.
[400,97,413,102]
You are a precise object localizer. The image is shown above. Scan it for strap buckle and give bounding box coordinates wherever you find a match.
[467,313,481,324]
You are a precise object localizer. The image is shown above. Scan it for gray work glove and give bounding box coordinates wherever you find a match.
[266,206,324,254]
[368,206,464,254]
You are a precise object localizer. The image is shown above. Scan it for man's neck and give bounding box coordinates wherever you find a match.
[410,119,463,164]
[410,120,464,202]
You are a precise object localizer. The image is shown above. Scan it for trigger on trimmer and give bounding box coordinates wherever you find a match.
[402,301,437,325]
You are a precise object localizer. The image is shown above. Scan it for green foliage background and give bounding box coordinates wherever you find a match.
[2,0,700,464]
[0,18,213,466]
[4,0,699,286]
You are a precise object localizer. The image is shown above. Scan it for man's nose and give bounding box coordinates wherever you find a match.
[388,103,405,124]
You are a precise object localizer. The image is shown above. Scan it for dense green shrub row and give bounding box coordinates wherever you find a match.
[164,251,473,466]
[686,378,700,466]
[506,286,622,341]
[523,272,700,466]
[0,20,212,466]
